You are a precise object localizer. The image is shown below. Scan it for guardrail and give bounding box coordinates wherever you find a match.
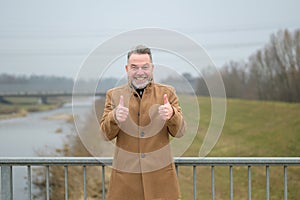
[1,157,300,200]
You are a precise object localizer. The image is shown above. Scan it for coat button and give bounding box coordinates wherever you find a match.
[141,153,145,158]
[140,132,144,137]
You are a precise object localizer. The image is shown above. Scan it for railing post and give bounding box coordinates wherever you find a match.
[248,166,252,200]
[211,166,215,200]
[230,165,233,200]
[193,165,197,200]
[102,165,106,200]
[1,166,13,200]
[284,166,288,200]
[266,165,270,200]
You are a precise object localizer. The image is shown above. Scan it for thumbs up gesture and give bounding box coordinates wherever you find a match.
[158,94,174,120]
[115,95,129,123]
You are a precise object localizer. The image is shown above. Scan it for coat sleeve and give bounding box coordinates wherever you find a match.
[100,90,120,140]
[165,87,186,138]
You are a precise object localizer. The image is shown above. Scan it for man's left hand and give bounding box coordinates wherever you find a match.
[158,94,174,120]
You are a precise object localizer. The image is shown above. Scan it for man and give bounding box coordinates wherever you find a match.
[100,45,186,200]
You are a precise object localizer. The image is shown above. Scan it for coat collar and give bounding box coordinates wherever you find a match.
[127,79,154,95]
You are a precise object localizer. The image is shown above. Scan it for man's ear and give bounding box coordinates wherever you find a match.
[125,65,129,72]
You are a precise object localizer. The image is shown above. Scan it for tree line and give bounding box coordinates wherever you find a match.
[1,28,299,102]
[0,74,74,93]
[196,28,300,102]
[0,74,120,94]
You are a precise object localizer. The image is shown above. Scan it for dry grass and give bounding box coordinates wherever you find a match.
[33,98,111,200]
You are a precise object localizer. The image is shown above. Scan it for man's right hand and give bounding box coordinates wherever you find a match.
[115,95,129,123]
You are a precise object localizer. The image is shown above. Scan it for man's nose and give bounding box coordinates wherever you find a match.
[136,68,144,74]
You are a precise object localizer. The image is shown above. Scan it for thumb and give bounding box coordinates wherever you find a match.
[119,95,124,106]
[163,94,169,105]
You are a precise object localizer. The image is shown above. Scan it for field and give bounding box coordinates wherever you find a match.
[178,96,300,199]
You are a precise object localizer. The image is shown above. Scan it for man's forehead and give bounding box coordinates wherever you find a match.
[128,53,151,63]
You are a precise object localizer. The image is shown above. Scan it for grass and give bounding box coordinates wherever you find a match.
[33,96,300,199]
[178,96,300,199]
[209,98,300,157]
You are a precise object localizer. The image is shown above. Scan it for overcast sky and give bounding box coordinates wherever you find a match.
[0,0,299,79]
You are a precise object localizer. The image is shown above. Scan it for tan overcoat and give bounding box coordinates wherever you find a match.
[100,82,186,200]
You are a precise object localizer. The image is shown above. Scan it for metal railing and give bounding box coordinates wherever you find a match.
[1,157,300,200]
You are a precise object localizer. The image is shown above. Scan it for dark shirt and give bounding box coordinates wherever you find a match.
[136,88,144,97]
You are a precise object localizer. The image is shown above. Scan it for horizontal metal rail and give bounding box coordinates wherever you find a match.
[1,157,300,165]
[1,157,300,200]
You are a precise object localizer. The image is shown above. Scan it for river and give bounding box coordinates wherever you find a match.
[0,102,92,199]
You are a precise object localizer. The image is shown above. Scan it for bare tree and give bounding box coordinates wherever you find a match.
[212,28,300,102]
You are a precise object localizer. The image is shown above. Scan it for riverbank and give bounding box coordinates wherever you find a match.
[0,97,69,120]
[0,100,79,199]
[32,98,110,199]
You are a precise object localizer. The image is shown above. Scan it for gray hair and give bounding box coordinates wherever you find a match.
[127,45,152,62]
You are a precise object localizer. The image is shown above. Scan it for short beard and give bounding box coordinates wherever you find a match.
[131,79,150,89]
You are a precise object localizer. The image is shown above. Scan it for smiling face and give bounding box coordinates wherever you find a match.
[126,53,154,89]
